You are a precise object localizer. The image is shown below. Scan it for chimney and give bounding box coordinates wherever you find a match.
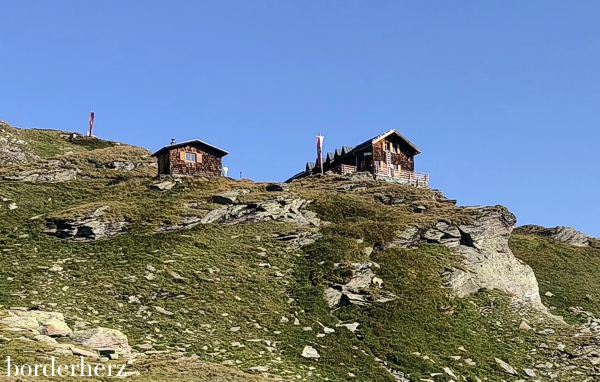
[170,139,176,145]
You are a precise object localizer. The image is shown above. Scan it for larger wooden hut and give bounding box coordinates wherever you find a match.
[287,129,429,186]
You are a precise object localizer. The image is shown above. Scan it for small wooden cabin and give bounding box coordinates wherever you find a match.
[287,129,429,186]
[151,139,228,177]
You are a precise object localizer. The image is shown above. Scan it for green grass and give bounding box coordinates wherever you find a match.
[0,122,597,380]
[0,175,554,381]
[510,233,600,324]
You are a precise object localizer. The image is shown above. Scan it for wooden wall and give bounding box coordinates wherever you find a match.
[158,144,223,177]
[372,136,415,172]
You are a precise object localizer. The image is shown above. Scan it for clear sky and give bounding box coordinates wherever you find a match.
[1,1,599,236]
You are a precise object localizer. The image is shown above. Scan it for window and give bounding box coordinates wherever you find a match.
[185,152,197,162]
[375,161,381,167]
[393,164,399,171]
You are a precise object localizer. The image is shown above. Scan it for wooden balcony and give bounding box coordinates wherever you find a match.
[332,164,429,187]
[374,167,429,187]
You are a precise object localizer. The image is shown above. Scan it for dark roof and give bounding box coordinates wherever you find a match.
[328,129,422,164]
[151,139,229,158]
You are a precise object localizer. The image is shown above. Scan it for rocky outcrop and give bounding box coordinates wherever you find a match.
[45,206,129,241]
[1,310,72,337]
[201,196,320,227]
[0,122,41,164]
[212,189,250,204]
[0,308,132,359]
[3,159,80,182]
[324,262,396,308]
[388,206,548,312]
[273,228,321,249]
[158,196,320,232]
[516,225,594,247]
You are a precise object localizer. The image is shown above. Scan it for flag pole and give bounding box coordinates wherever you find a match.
[88,109,95,137]
[316,134,324,175]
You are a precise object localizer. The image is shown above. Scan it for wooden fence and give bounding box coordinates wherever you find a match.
[334,164,430,187]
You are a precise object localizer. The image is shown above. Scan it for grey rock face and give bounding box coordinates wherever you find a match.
[516,224,594,247]
[4,168,79,182]
[45,206,129,242]
[553,226,591,247]
[200,196,320,227]
[388,206,548,312]
[106,161,138,171]
[272,229,321,249]
[0,122,41,165]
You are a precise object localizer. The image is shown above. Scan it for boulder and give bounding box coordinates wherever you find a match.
[266,183,288,192]
[17,311,72,337]
[70,327,131,354]
[0,316,40,330]
[151,181,175,191]
[301,345,320,359]
[495,358,518,375]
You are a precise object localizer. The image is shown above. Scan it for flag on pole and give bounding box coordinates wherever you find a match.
[88,111,95,137]
[316,135,324,174]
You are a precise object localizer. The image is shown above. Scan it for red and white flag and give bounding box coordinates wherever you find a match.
[88,111,95,137]
[316,135,324,170]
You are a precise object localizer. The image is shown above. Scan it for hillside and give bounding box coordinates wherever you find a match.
[1,121,600,381]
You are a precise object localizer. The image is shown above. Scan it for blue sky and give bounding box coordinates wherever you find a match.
[1,1,599,236]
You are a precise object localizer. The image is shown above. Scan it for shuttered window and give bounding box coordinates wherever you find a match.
[185,152,197,162]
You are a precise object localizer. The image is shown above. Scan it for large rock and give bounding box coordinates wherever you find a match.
[516,225,593,247]
[388,206,549,313]
[17,311,72,337]
[151,181,175,191]
[199,196,320,227]
[0,310,72,336]
[45,206,129,242]
[70,327,131,354]
[301,345,320,359]
[0,316,40,330]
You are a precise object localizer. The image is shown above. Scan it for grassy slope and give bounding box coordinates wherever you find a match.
[0,123,595,381]
[510,232,600,324]
[0,175,557,381]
